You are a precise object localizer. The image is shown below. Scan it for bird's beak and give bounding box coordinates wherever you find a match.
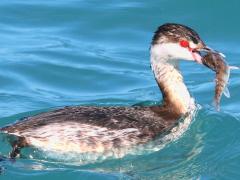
[192,46,225,64]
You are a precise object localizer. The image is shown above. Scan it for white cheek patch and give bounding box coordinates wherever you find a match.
[189,41,198,49]
[151,43,195,61]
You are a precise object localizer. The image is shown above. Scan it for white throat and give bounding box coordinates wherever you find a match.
[150,44,194,114]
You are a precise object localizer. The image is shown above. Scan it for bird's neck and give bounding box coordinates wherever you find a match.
[150,47,194,115]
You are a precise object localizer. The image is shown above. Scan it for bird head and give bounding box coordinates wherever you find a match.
[151,23,212,64]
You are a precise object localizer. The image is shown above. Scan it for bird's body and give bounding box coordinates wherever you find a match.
[0,23,212,160]
[0,106,189,155]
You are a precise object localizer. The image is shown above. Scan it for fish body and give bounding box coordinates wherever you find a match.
[202,52,230,111]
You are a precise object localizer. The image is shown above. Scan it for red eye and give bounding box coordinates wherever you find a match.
[179,40,189,48]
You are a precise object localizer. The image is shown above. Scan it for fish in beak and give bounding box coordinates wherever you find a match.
[192,46,225,64]
[198,49,239,111]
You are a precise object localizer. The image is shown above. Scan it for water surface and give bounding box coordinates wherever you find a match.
[0,0,240,179]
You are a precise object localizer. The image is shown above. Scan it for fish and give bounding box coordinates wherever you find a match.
[202,52,238,111]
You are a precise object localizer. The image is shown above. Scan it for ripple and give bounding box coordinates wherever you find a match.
[0,0,240,179]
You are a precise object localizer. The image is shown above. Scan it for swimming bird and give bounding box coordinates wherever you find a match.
[0,23,213,161]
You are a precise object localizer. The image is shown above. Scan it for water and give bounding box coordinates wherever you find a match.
[0,0,239,179]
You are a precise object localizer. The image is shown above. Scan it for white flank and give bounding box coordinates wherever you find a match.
[12,123,141,154]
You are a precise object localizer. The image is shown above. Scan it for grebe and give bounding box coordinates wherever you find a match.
[0,23,213,160]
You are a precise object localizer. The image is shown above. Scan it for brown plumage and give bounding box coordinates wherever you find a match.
[1,106,182,156]
[152,23,205,47]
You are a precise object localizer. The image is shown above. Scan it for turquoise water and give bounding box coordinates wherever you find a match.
[0,0,239,179]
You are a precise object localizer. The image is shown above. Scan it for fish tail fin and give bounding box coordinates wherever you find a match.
[229,66,240,70]
[223,87,231,98]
